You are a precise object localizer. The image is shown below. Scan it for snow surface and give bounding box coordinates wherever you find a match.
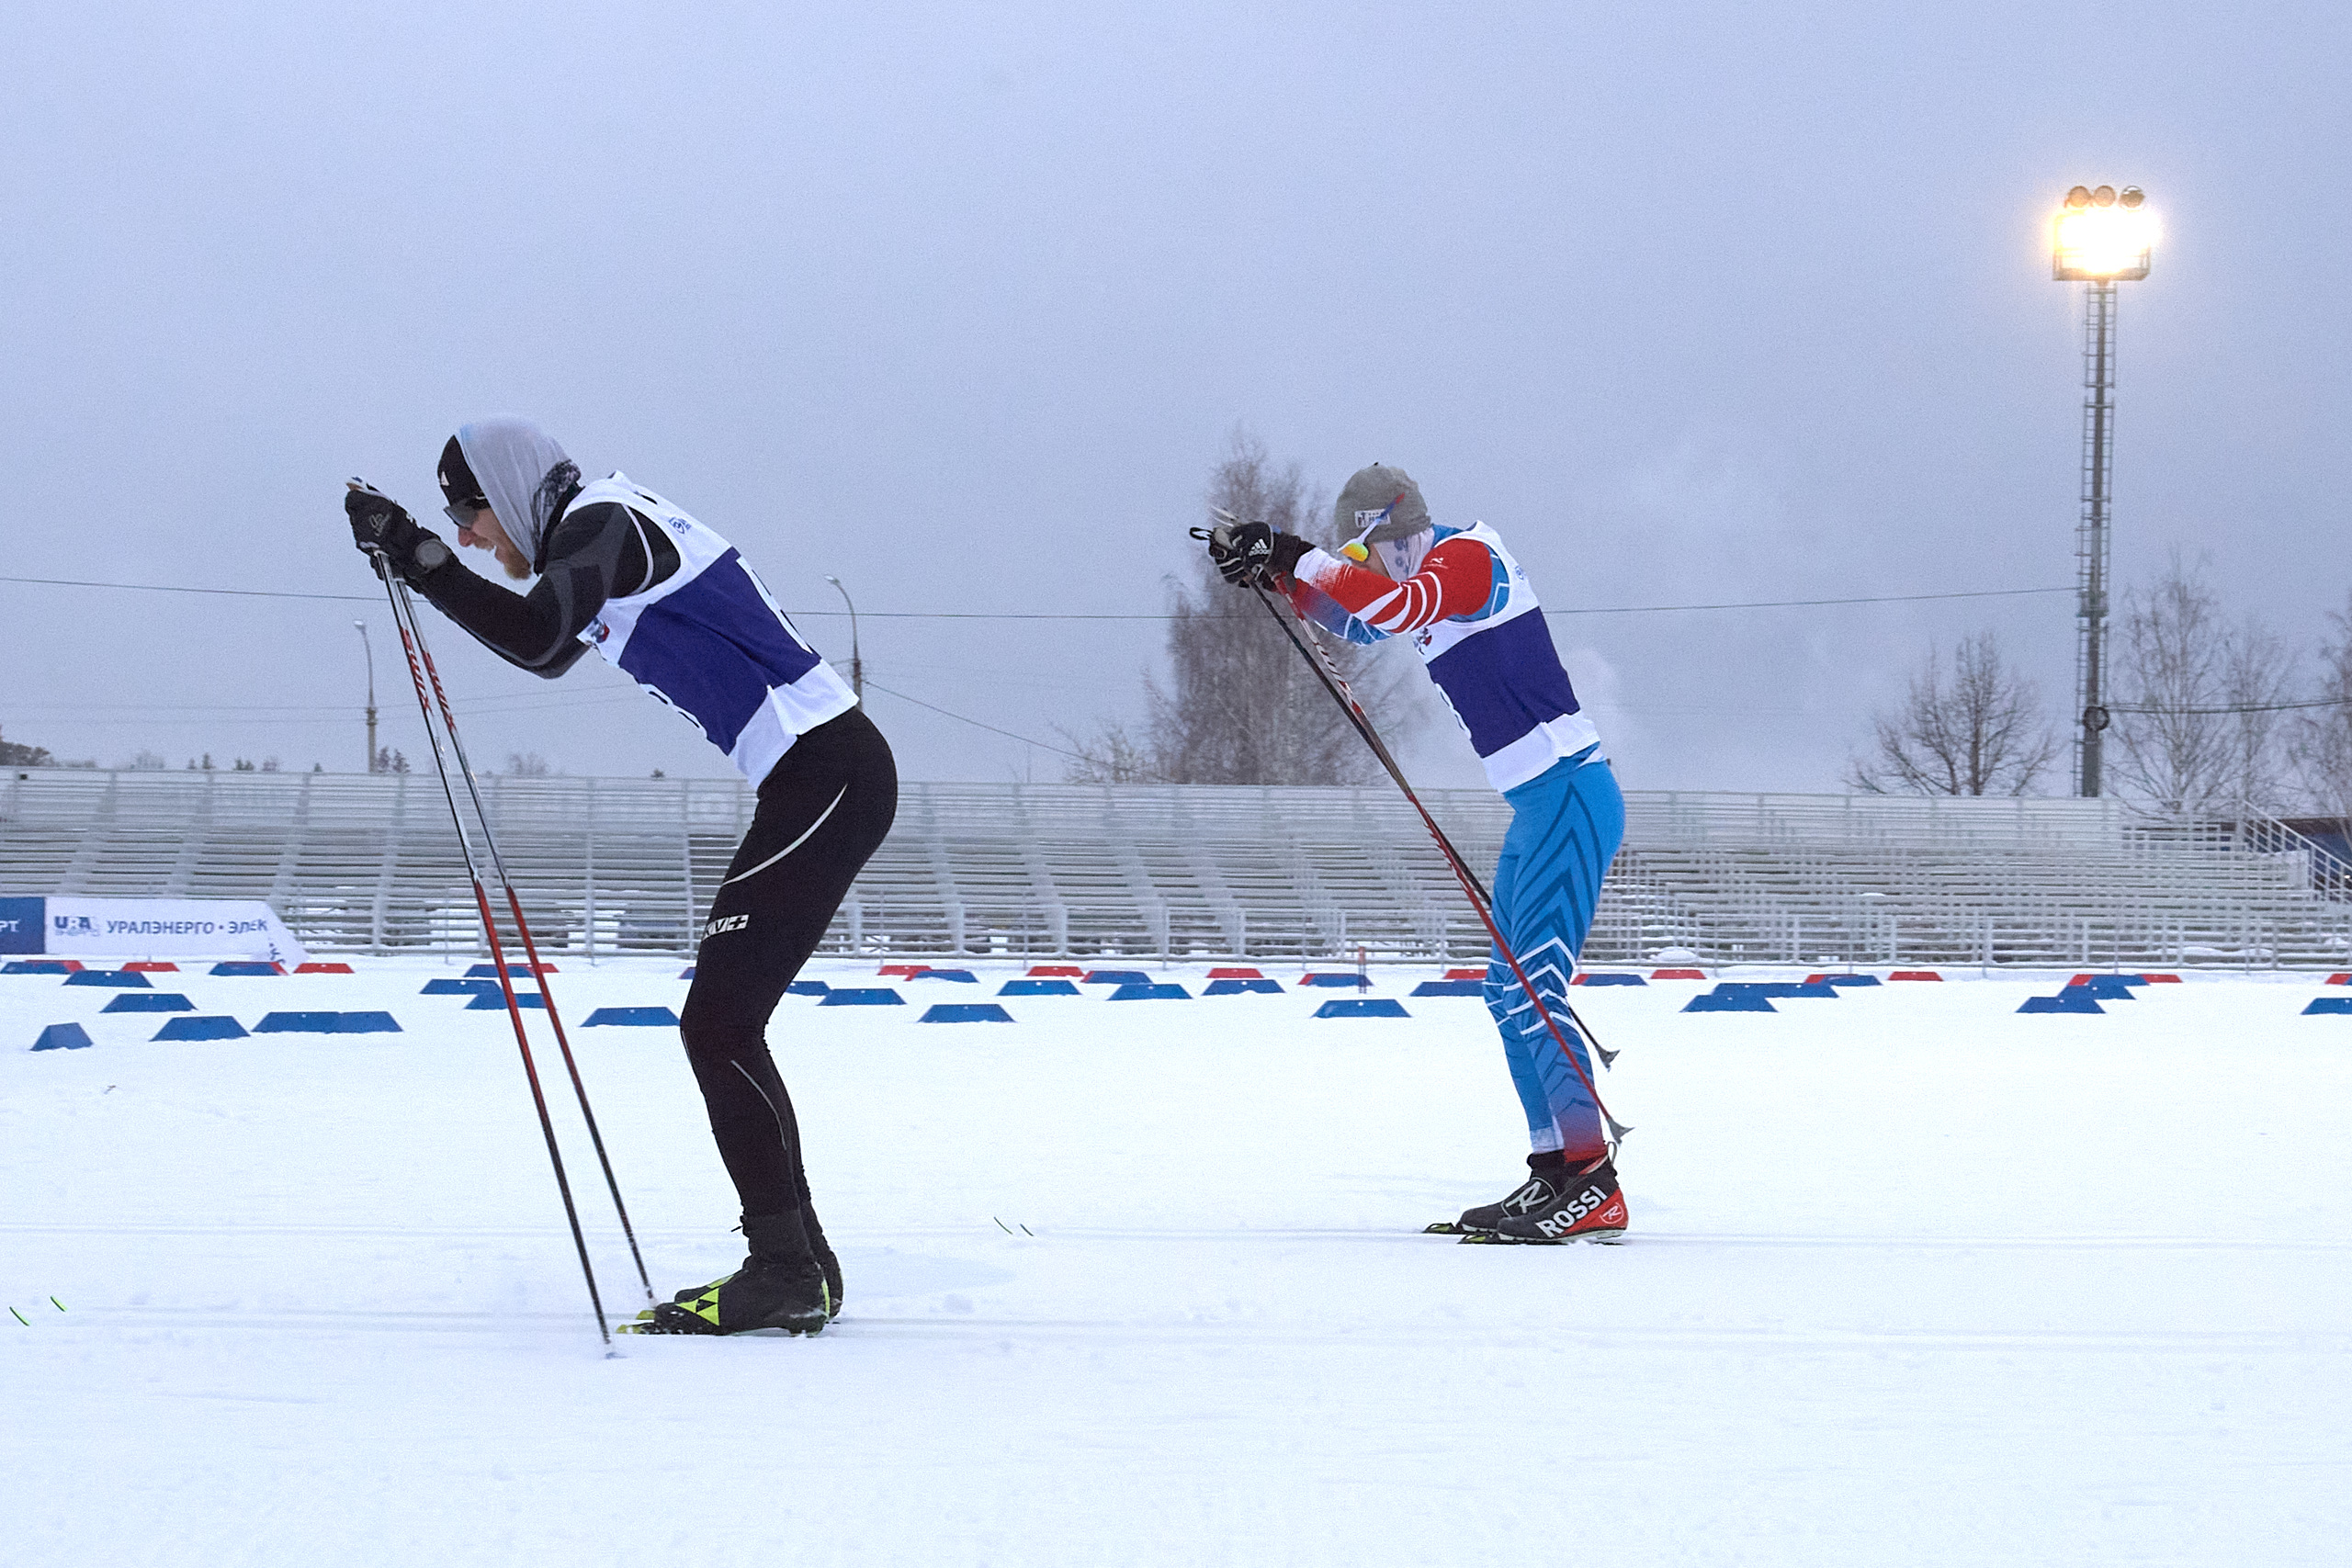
[6,959,2349,1566]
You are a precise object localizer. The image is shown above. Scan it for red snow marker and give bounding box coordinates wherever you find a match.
[1652,968,1706,980]
[1889,970,1942,981]
[2142,973,2183,983]
[1207,967,1264,979]
[1026,964,1084,976]
[1443,967,1484,980]
[878,964,930,977]
[295,962,354,975]
[124,962,179,973]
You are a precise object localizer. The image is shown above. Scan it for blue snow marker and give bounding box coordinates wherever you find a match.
[1811,974,1882,987]
[421,978,501,996]
[465,964,538,978]
[1082,969,1151,986]
[2018,991,2105,1014]
[583,1006,680,1027]
[786,981,831,997]
[333,1012,401,1033]
[1683,992,1776,1013]
[2064,976,2138,1000]
[255,1011,344,1033]
[1300,973,1373,988]
[102,993,195,1013]
[33,1022,93,1051]
[1574,973,1647,987]
[920,1002,1014,1023]
[910,968,978,983]
[2301,997,2352,1015]
[466,991,546,1010]
[208,962,280,977]
[678,966,697,979]
[1313,998,1410,1019]
[1205,978,1284,996]
[65,970,153,988]
[1410,979,1486,998]
[1108,983,1191,1000]
[818,987,904,1007]
[999,978,1082,997]
[153,1016,249,1040]
[6,960,77,975]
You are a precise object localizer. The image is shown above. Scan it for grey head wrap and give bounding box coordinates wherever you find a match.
[454,415,581,567]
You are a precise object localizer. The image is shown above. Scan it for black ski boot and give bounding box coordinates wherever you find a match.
[657,1205,842,1319]
[801,1203,843,1319]
[1426,1154,1577,1235]
[1466,1156,1629,1245]
[639,1210,831,1336]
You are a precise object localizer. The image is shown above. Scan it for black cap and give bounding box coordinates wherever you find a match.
[437,434,485,510]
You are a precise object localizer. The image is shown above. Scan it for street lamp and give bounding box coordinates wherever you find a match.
[2052,183,2155,796]
[822,574,864,700]
[355,620,378,773]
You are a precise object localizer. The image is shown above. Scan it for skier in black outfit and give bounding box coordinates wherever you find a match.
[345,414,895,1336]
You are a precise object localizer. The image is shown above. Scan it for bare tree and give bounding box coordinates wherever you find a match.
[2108,555,2294,814]
[1847,630,2059,795]
[1063,427,1413,784]
[2292,592,2352,818]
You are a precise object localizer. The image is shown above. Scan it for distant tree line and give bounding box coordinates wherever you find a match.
[1851,552,2351,819]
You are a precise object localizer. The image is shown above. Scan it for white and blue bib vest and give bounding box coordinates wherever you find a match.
[1410,523,1601,795]
[573,474,857,785]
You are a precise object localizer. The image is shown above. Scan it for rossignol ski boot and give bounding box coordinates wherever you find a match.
[1465,1156,1629,1245]
[1428,1156,1579,1235]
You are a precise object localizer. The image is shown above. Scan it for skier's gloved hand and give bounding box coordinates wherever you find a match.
[1207,521,1312,587]
[1206,519,1268,585]
[345,481,452,583]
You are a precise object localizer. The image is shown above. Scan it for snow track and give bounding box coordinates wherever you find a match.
[6,958,2348,1564]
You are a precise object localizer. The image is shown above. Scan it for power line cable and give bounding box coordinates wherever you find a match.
[859,679,1089,761]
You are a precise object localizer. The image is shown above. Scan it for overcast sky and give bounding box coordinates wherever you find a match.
[3,2,2346,794]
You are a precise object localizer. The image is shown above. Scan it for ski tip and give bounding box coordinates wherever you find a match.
[1422,1221,1467,1235]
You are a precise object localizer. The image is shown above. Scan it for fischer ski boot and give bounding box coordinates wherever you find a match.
[635,1210,832,1336]
[802,1203,843,1319]
[1427,1155,1580,1235]
[1465,1156,1629,1245]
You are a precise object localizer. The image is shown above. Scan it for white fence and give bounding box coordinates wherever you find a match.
[3,768,2346,968]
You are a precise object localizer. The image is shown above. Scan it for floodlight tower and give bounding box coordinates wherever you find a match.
[2052,183,2155,796]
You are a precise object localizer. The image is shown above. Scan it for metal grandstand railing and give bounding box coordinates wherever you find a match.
[4,768,2348,968]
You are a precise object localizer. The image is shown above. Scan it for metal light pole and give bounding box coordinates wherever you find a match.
[355,620,378,773]
[2052,184,2154,797]
[822,574,864,700]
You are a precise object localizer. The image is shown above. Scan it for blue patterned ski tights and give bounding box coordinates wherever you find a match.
[1482,751,1625,1165]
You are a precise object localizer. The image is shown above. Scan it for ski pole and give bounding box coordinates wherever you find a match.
[367,547,614,1344]
[1230,556,1628,1145]
[390,576,655,1305]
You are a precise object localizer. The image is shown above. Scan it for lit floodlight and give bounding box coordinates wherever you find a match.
[2052,185,2154,281]
[2065,185,2092,209]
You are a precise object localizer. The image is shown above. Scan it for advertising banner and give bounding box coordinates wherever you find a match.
[30,898,310,965]
[0,897,41,955]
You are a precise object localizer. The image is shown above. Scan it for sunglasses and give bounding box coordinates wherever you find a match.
[443,498,490,531]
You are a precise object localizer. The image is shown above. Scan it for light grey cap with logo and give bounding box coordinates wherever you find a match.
[1332,464,1430,546]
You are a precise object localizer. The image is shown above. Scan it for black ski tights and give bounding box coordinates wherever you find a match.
[678,707,897,1224]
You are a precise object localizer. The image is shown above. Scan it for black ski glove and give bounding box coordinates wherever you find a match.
[1206,520,1311,587]
[345,481,452,583]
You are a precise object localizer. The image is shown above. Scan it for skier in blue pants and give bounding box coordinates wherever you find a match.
[1206,463,1630,1242]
